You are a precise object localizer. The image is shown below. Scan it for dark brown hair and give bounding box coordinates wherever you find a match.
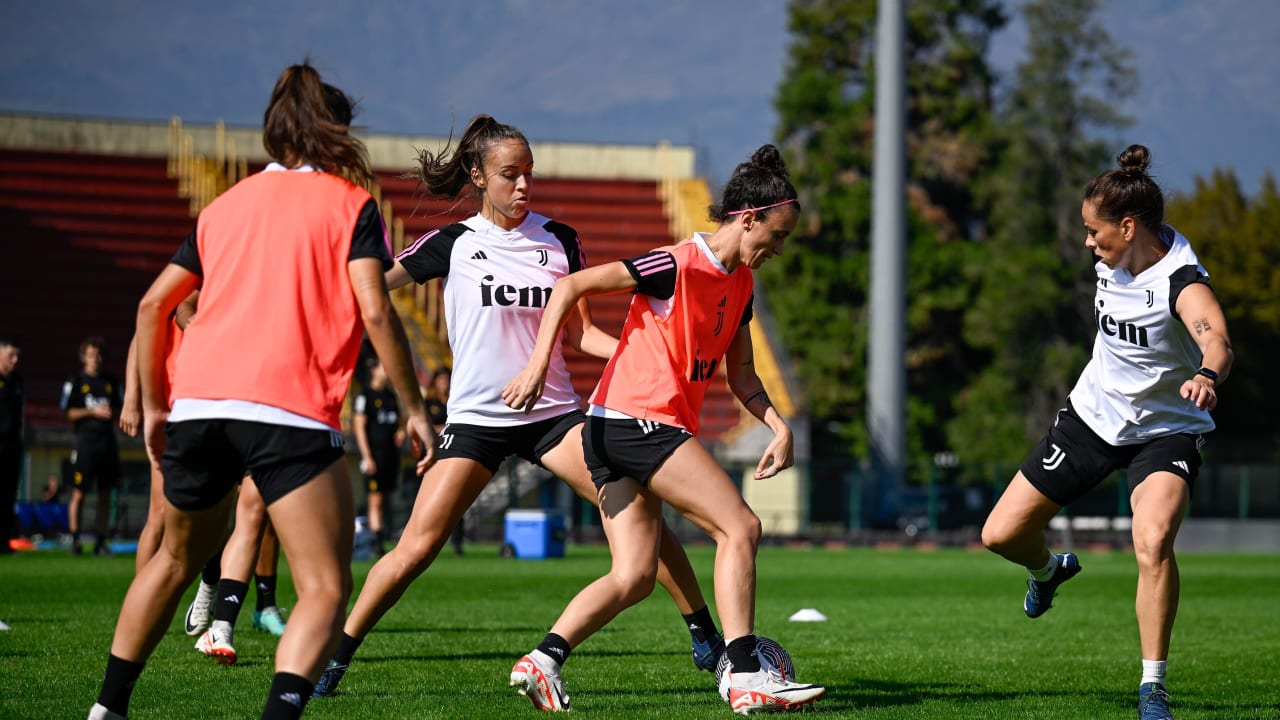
[709,144,800,223]
[1083,144,1164,231]
[413,114,528,201]
[262,61,373,189]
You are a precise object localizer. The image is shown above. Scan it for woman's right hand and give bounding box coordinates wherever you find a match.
[119,403,142,437]
[502,363,549,414]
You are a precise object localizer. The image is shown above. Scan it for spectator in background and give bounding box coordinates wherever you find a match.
[353,356,404,557]
[0,337,23,554]
[60,336,122,557]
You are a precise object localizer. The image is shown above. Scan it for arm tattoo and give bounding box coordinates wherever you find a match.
[743,390,770,409]
[1193,318,1212,335]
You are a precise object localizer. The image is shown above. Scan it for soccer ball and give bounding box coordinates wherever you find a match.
[715,635,796,699]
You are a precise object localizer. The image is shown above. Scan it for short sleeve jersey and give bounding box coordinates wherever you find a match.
[167,165,390,430]
[1069,226,1216,444]
[396,211,585,426]
[355,385,400,458]
[60,370,121,449]
[589,234,754,434]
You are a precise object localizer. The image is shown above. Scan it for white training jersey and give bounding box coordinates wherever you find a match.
[1068,226,1215,445]
[397,211,585,426]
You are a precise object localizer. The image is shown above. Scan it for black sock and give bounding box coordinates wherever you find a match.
[333,633,364,666]
[202,549,222,587]
[682,606,720,643]
[535,632,572,667]
[214,579,249,625]
[97,654,145,716]
[726,635,761,674]
[255,574,277,611]
[260,672,312,720]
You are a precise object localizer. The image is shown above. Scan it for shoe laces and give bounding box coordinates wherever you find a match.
[1140,685,1171,709]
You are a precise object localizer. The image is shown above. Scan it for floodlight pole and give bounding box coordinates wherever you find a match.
[868,0,907,520]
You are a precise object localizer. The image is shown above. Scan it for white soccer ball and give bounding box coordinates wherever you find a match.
[715,635,796,700]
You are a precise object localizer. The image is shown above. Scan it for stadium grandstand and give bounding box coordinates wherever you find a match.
[0,111,810,544]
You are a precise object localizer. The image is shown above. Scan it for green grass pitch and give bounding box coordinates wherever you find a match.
[1,544,1277,719]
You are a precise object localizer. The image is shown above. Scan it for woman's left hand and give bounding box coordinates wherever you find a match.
[1180,376,1218,411]
[754,426,794,479]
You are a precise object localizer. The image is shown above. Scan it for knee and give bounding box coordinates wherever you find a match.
[1132,524,1175,568]
[612,566,658,606]
[393,532,445,576]
[980,521,1010,555]
[728,510,763,550]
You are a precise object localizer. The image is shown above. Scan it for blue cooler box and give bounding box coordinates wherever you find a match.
[503,509,566,559]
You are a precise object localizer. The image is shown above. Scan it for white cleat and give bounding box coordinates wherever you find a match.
[509,653,571,712]
[87,703,127,720]
[184,581,216,636]
[724,669,825,715]
[194,624,238,665]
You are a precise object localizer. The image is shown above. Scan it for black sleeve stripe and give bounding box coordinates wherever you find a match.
[348,199,393,270]
[544,219,586,272]
[739,293,754,327]
[397,223,470,283]
[1169,264,1211,318]
[622,251,677,300]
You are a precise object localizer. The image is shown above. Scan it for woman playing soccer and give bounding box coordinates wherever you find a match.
[312,114,724,698]
[981,145,1233,720]
[87,62,433,720]
[503,145,826,714]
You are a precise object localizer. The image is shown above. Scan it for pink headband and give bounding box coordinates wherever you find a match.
[725,198,797,215]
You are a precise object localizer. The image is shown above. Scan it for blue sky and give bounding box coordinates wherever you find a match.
[1,1,1276,194]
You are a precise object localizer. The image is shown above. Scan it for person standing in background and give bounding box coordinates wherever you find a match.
[61,336,122,556]
[0,338,24,554]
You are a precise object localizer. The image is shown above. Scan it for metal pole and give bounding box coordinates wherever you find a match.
[869,0,908,515]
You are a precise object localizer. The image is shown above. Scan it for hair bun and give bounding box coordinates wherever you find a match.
[1117,144,1152,176]
[745,144,789,179]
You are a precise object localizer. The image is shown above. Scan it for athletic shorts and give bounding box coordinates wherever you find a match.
[1019,402,1204,506]
[435,410,585,473]
[364,451,401,494]
[70,445,121,492]
[162,419,346,511]
[582,415,693,490]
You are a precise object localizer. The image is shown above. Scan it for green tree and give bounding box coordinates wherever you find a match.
[1167,170,1280,457]
[946,0,1135,473]
[762,0,1006,471]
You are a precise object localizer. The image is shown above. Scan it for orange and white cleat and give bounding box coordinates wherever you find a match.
[725,669,825,715]
[194,624,238,666]
[509,653,571,712]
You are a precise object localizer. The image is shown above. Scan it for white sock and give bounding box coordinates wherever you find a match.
[530,648,561,673]
[1029,553,1059,582]
[1141,659,1166,687]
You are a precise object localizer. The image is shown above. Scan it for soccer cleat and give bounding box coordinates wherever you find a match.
[184,581,216,636]
[724,669,825,715]
[692,633,726,672]
[252,606,287,636]
[1024,553,1081,618]
[510,654,571,712]
[87,702,127,720]
[194,625,238,665]
[70,540,83,556]
[1138,683,1175,720]
[311,659,349,698]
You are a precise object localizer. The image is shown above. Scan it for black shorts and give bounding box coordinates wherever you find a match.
[582,415,693,489]
[435,410,585,473]
[1020,402,1204,506]
[70,445,120,492]
[364,450,401,494]
[162,419,346,511]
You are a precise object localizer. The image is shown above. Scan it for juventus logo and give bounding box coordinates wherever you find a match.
[1145,290,1154,307]
[1041,443,1066,471]
[438,433,454,449]
[536,249,549,266]
[712,296,727,336]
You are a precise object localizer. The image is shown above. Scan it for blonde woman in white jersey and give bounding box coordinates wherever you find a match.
[312,115,723,698]
[981,145,1233,720]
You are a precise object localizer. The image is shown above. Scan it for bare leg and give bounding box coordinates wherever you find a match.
[69,487,85,537]
[135,464,166,573]
[109,493,236,660]
[264,459,354,681]
[367,491,384,537]
[1129,472,1188,661]
[981,471,1064,569]
[541,424,707,615]
[222,481,269,586]
[257,518,280,576]
[341,459,492,638]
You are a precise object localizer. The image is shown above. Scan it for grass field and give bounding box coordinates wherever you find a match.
[2,543,1278,719]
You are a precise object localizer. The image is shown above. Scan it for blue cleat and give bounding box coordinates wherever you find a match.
[1024,553,1081,618]
[1138,683,1174,720]
[692,633,725,672]
[252,606,287,636]
[312,659,349,698]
